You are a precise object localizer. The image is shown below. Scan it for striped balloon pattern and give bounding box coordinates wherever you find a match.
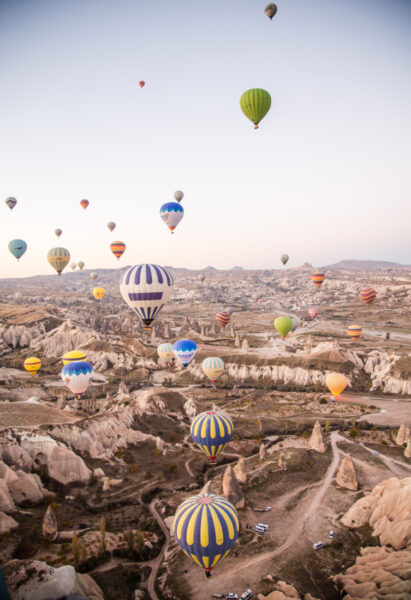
[47,247,70,275]
[80,199,89,209]
[61,361,93,396]
[24,357,41,376]
[110,241,126,260]
[63,350,87,365]
[311,271,325,288]
[173,339,197,367]
[160,201,184,233]
[190,410,233,463]
[361,287,376,306]
[173,493,239,574]
[157,343,174,365]
[325,372,348,398]
[202,357,225,382]
[240,88,271,129]
[216,311,230,329]
[348,325,362,342]
[120,264,173,329]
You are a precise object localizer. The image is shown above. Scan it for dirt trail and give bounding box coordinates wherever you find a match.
[146,498,171,600]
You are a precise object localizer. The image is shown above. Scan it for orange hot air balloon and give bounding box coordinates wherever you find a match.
[110,241,126,260]
[139,81,145,88]
[325,372,348,399]
[311,270,325,288]
[80,199,89,210]
[216,310,230,329]
[348,325,362,342]
[360,287,376,306]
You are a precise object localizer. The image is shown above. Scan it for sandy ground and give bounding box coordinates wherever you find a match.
[340,393,411,426]
[0,401,81,429]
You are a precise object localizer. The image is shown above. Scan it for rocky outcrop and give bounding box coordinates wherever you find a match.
[3,560,104,600]
[42,505,58,541]
[336,454,358,490]
[257,578,320,600]
[0,480,16,512]
[341,477,411,549]
[222,465,244,509]
[259,443,266,460]
[404,435,411,458]
[333,546,411,599]
[234,456,247,484]
[365,350,411,395]
[1,444,34,471]
[0,511,18,534]
[46,446,91,485]
[9,471,50,505]
[395,424,410,446]
[309,421,326,453]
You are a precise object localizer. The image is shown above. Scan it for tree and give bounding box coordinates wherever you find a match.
[71,532,80,566]
[99,515,106,553]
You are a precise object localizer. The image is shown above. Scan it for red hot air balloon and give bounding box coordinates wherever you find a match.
[216,310,231,329]
[80,199,89,210]
[308,308,319,319]
[110,241,126,260]
[311,270,325,288]
[360,287,376,306]
[138,81,145,88]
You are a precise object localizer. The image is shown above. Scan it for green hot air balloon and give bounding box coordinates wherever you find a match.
[265,3,277,20]
[240,88,271,129]
[77,261,85,270]
[8,239,27,261]
[274,316,293,340]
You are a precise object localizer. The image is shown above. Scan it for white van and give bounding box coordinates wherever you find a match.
[240,590,253,600]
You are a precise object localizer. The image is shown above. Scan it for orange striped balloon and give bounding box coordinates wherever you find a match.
[348,325,362,342]
[216,310,230,329]
[311,270,325,288]
[360,287,376,306]
[110,241,126,260]
[80,199,89,210]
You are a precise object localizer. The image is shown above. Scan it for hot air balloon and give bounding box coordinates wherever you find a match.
[216,310,230,329]
[160,202,184,234]
[325,372,348,399]
[110,241,126,260]
[265,3,277,19]
[360,287,376,306]
[174,190,184,203]
[15,292,22,299]
[190,410,233,463]
[8,239,27,261]
[77,261,85,270]
[311,270,325,288]
[90,272,98,281]
[107,221,116,232]
[5,197,17,210]
[173,493,239,576]
[200,274,206,283]
[290,316,299,332]
[157,343,174,366]
[24,357,41,377]
[173,339,197,367]
[280,253,289,266]
[308,308,319,319]
[120,264,173,330]
[62,350,87,365]
[93,287,105,301]
[47,247,70,275]
[70,263,76,271]
[202,357,225,383]
[61,361,93,398]
[274,316,293,339]
[348,325,362,342]
[80,199,89,210]
[240,88,271,129]
[138,81,145,88]
[54,229,62,238]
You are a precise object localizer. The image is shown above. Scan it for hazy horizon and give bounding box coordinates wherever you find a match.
[1,0,410,278]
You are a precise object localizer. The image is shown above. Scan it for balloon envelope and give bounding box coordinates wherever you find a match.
[24,357,41,376]
[290,316,299,332]
[157,343,174,365]
[348,325,362,342]
[77,261,85,270]
[274,316,293,339]
[173,190,184,202]
[110,241,126,260]
[190,410,233,463]
[280,253,289,265]
[61,361,93,396]
[47,247,70,275]
[216,311,230,329]
[54,229,62,238]
[311,271,325,288]
[265,3,277,19]
[63,350,87,365]
[173,493,239,574]
[120,264,173,329]
[308,308,319,319]
[90,272,98,281]
[240,88,271,129]
[70,263,77,271]
[325,372,348,398]
[202,357,225,382]
[8,239,27,261]
[5,197,17,210]
[107,221,116,232]
[173,339,197,367]
[93,287,105,301]
[138,80,145,88]
[80,199,89,210]
[160,202,184,233]
[360,287,376,306]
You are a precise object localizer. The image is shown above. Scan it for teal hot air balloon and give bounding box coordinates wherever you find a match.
[240,88,271,129]
[8,239,27,261]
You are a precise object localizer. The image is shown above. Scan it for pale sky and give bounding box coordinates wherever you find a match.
[1,0,410,278]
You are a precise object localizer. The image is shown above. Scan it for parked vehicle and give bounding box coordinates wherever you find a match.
[240,590,253,600]
[371,450,380,455]
[329,530,334,539]
[256,523,268,531]
[313,541,324,550]
[225,594,238,599]
[253,525,266,533]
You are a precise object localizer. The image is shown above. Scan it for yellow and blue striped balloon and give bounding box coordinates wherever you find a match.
[62,350,87,365]
[190,411,234,464]
[173,493,239,575]
[47,247,70,275]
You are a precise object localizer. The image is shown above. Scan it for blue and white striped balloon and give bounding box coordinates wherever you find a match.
[160,201,184,234]
[173,339,197,367]
[120,264,173,329]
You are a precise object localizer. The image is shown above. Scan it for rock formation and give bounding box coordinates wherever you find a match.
[257,579,320,600]
[234,456,247,484]
[42,505,58,541]
[404,434,411,458]
[309,421,326,453]
[395,423,410,446]
[222,465,244,508]
[235,335,240,347]
[259,443,266,460]
[241,338,249,350]
[46,446,92,485]
[336,454,358,490]
[0,511,18,534]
